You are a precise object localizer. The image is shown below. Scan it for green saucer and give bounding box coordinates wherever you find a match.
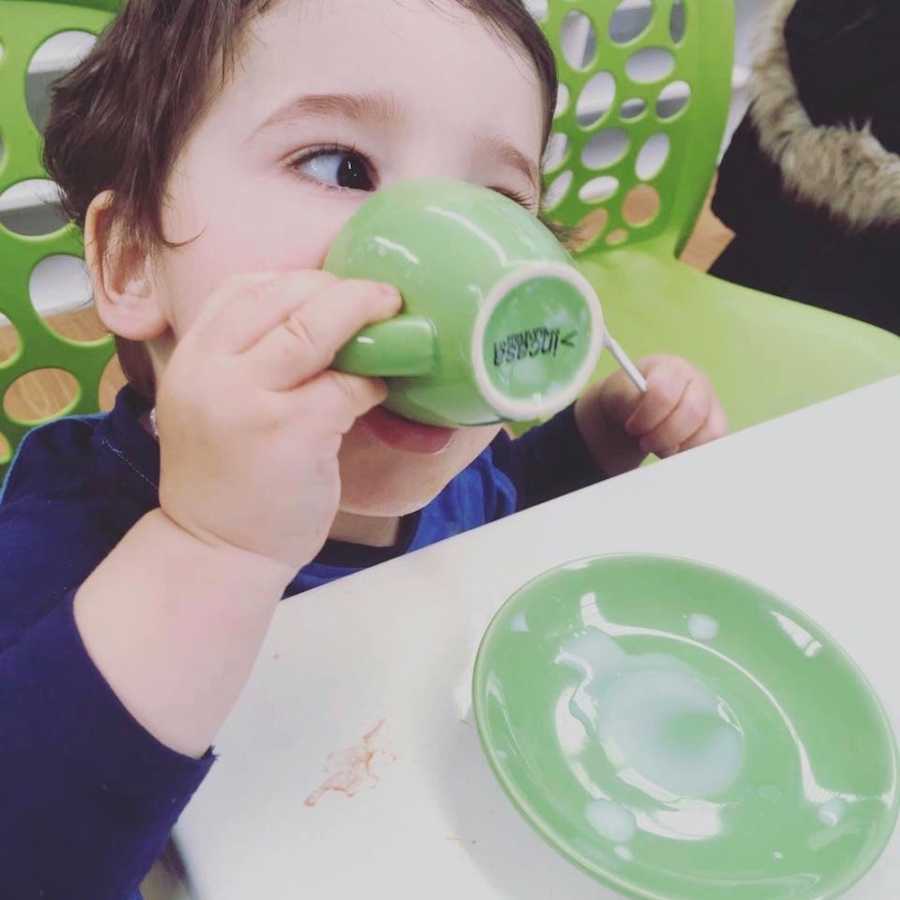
[472,555,898,900]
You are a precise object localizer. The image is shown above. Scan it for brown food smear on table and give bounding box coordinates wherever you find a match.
[305,720,397,807]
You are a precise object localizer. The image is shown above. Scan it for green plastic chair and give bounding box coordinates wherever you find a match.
[0,0,118,480]
[535,0,900,433]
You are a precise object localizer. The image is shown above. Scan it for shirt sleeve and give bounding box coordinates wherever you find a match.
[490,403,607,511]
[0,584,215,900]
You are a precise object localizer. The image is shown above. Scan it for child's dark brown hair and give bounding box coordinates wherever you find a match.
[43,0,559,400]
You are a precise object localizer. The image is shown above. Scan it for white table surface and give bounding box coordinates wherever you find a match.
[175,376,900,899]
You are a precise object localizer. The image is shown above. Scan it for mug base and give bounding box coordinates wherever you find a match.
[471,262,605,422]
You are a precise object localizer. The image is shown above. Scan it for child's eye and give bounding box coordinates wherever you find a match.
[289,146,376,192]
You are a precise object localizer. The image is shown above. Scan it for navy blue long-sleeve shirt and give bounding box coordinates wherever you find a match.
[0,385,604,899]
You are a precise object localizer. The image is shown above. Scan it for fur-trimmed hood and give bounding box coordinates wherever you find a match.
[750,0,900,231]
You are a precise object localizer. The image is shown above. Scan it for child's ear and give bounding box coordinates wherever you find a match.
[84,191,168,341]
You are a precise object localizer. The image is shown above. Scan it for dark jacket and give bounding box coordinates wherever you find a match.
[710,0,900,334]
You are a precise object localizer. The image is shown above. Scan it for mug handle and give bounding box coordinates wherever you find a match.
[332,315,437,377]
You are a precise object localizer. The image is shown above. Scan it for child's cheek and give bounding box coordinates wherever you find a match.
[158,149,351,320]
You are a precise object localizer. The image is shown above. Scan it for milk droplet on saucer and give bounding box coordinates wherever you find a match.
[510,612,529,633]
[586,799,637,843]
[818,798,847,827]
[688,613,719,641]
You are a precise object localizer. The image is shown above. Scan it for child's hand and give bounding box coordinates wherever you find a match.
[154,271,402,579]
[574,355,728,477]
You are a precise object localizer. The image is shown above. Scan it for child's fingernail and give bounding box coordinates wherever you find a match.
[639,437,652,454]
[368,281,397,301]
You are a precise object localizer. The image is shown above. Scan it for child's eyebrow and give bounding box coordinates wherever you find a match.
[249,92,405,140]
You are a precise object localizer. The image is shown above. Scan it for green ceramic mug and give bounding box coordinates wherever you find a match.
[325,177,607,427]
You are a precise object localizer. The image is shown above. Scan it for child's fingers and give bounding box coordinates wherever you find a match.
[293,369,390,433]
[623,362,690,437]
[678,402,729,451]
[638,378,712,456]
[190,270,337,354]
[242,279,402,391]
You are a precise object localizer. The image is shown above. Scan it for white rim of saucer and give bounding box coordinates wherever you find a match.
[470,261,605,422]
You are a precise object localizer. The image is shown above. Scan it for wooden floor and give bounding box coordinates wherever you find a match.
[0,307,124,426]
[0,185,734,429]
[679,180,734,271]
